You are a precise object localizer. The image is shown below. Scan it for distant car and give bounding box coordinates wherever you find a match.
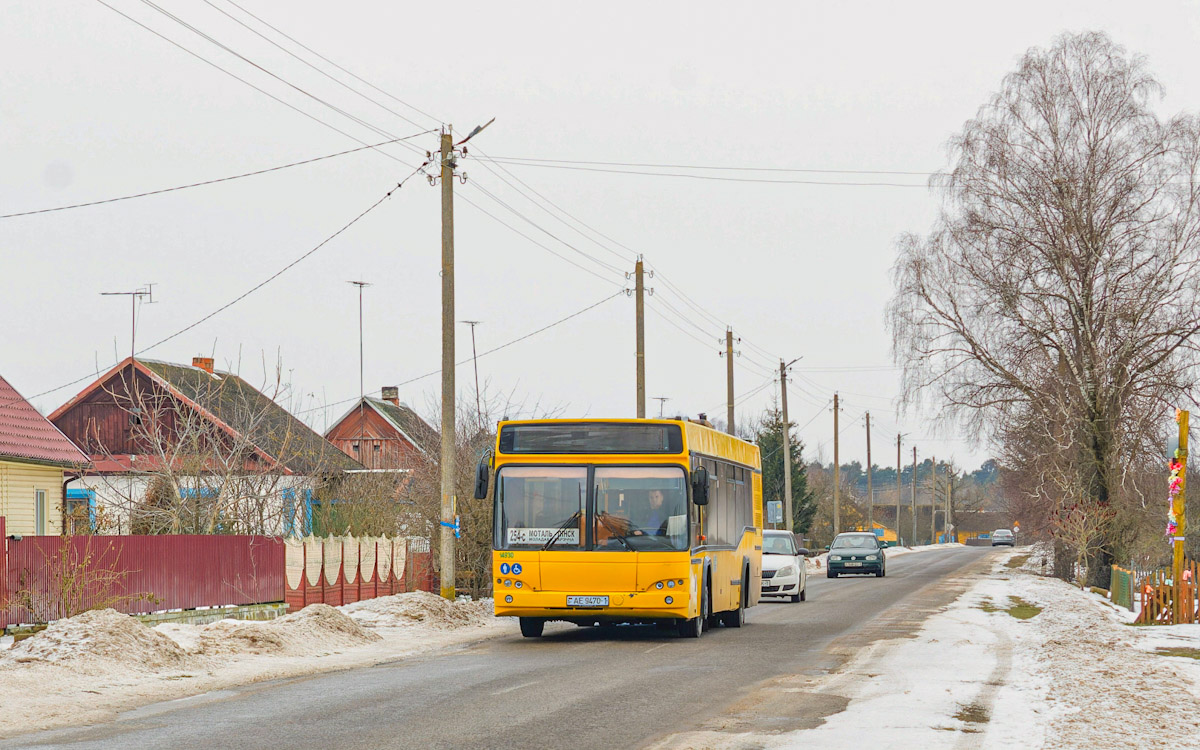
[827,532,887,578]
[761,530,808,602]
[991,529,1015,547]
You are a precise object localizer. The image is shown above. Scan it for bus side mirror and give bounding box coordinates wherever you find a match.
[691,466,709,505]
[473,455,490,500]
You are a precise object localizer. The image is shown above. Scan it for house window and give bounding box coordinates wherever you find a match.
[65,488,96,534]
[35,489,47,535]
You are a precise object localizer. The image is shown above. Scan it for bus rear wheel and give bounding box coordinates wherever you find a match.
[720,571,747,627]
[519,617,545,638]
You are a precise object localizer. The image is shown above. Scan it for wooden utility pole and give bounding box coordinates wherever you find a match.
[725,328,735,434]
[635,259,646,418]
[833,393,840,535]
[439,129,457,601]
[865,412,873,534]
[911,446,918,545]
[896,434,902,545]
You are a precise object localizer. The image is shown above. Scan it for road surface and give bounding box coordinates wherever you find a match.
[6,546,995,750]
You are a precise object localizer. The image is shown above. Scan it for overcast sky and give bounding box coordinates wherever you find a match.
[5,1,1200,473]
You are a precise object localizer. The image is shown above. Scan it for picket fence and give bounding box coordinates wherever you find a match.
[284,534,434,611]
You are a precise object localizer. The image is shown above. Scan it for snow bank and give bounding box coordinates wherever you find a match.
[193,603,381,657]
[342,591,493,631]
[0,609,188,671]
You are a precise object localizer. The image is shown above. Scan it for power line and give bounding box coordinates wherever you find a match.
[469,160,932,188]
[93,0,420,168]
[2,162,428,412]
[296,289,627,416]
[478,155,935,177]
[1,132,431,219]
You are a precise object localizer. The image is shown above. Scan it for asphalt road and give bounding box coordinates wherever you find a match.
[7,546,994,750]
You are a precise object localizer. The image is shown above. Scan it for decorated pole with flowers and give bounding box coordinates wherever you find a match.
[1168,410,1189,624]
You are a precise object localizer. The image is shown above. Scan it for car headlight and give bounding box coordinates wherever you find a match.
[776,565,796,577]
[830,555,843,561]
[866,555,878,561]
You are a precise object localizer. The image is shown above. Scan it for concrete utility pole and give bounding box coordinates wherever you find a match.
[833,393,840,535]
[725,328,736,434]
[865,412,873,534]
[635,259,646,418]
[439,128,457,601]
[931,455,937,544]
[911,447,918,545]
[780,358,801,532]
[896,434,902,545]
[349,280,371,463]
[946,468,953,544]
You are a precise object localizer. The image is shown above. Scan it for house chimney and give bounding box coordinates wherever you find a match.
[193,356,214,374]
[381,386,399,406]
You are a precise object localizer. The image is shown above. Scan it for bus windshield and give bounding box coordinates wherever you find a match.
[495,465,688,551]
[496,466,586,549]
[593,467,687,551]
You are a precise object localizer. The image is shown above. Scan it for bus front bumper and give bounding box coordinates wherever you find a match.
[494,589,691,620]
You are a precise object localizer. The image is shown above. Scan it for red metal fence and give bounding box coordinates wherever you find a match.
[0,516,434,628]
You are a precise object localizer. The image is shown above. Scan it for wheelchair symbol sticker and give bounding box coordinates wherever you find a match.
[511,563,523,575]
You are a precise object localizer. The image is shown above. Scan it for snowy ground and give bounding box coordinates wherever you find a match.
[0,592,515,738]
[677,545,1200,749]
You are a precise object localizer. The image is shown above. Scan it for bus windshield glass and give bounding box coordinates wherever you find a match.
[496,466,586,549]
[593,467,688,551]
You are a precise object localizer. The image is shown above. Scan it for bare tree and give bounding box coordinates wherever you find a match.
[888,32,1200,585]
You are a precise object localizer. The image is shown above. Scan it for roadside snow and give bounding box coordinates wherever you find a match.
[0,593,512,738]
[785,548,1200,749]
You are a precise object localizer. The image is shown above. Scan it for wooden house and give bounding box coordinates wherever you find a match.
[324,386,437,471]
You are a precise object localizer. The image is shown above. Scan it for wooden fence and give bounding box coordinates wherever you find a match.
[1135,556,1199,625]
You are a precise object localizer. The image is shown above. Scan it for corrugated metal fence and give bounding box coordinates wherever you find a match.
[0,516,436,628]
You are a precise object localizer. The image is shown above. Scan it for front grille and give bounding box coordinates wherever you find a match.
[762,585,780,592]
[762,569,777,579]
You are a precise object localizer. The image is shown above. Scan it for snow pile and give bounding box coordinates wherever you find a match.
[342,591,493,631]
[0,609,188,671]
[193,604,380,657]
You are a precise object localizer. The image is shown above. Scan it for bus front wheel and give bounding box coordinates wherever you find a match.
[519,617,545,638]
[677,583,709,638]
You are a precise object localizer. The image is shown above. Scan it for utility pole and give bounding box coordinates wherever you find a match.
[946,468,953,544]
[725,328,736,435]
[833,393,840,535]
[100,285,155,362]
[635,259,646,418]
[865,412,873,534]
[896,434,902,545]
[462,320,483,428]
[349,281,371,465]
[1172,410,1189,623]
[439,128,457,601]
[931,455,937,544]
[911,446,918,545]
[780,357,800,532]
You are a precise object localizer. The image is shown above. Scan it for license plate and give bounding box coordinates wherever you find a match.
[567,595,609,607]
[845,562,862,567]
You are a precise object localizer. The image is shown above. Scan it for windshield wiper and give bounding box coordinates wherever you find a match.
[541,509,583,550]
[594,512,632,550]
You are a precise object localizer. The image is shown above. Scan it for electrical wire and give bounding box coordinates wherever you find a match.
[1,132,431,219]
[296,289,627,415]
[470,160,932,188]
[1,162,429,412]
[478,155,935,177]
[93,0,420,168]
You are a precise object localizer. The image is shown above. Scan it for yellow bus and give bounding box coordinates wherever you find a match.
[474,418,763,638]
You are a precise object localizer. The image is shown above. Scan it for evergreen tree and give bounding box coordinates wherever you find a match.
[755,408,817,534]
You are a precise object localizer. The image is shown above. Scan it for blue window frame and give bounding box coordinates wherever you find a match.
[283,488,315,536]
[65,488,97,530]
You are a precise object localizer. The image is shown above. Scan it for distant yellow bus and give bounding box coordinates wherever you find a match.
[475,418,763,638]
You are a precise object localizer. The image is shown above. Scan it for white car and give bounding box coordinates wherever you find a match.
[760,530,807,602]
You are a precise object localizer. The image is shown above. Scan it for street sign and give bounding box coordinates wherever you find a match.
[766,501,783,524]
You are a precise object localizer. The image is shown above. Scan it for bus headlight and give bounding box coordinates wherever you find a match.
[505,595,513,603]
[656,581,664,589]
[515,581,523,588]
[665,596,673,604]
[666,580,675,588]
[504,579,513,587]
